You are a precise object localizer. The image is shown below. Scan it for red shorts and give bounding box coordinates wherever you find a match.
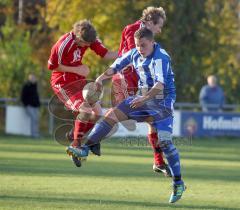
[51,75,87,112]
[111,66,138,106]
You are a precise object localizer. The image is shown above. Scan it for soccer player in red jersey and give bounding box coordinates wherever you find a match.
[48,20,117,166]
[112,7,171,176]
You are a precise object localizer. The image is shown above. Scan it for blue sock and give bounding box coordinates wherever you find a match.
[160,141,183,185]
[86,120,113,145]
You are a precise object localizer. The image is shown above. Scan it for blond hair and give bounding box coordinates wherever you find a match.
[73,19,97,43]
[140,6,166,24]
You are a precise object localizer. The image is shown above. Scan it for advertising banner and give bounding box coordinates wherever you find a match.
[181,111,240,137]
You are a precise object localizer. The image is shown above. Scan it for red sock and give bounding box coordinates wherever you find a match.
[72,120,95,147]
[84,121,95,135]
[148,133,165,166]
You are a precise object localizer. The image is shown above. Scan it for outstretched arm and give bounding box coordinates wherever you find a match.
[103,51,118,60]
[95,68,115,85]
[96,50,133,85]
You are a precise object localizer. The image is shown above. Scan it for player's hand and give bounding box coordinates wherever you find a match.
[130,96,147,108]
[95,76,103,86]
[94,80,103,92]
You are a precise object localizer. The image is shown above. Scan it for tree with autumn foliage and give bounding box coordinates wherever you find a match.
[0,0,239,104]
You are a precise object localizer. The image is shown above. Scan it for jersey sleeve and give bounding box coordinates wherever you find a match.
[118,27,127,56]
[48,33,76,70]
[90,38,108,57]
[125,27,136,51]
[48,34,70,70]
[110,50,133,73]
[118,25,136,56]
[48,44,59,70]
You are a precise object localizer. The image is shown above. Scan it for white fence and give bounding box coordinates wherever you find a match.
[0,98,238,137]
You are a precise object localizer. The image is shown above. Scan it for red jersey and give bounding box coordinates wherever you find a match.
[118,20,143,56]
[48,32,108,84]
[111,20,143,104]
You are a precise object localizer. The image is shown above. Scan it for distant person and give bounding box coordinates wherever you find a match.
[199,75,225,112]
[20,73,41,138]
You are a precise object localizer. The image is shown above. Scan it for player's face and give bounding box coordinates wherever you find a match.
[146,18,164,35]
[135,37,154,58]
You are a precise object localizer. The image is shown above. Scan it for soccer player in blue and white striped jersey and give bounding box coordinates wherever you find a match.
[67,27,186,203]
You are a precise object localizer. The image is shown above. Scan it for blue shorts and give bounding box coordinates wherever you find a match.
[117,96,174,135]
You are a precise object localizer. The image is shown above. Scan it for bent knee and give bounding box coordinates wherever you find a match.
[104,108,118,125]
[157,130,172,142]
[147,123,157,134]
[104,108,127,125]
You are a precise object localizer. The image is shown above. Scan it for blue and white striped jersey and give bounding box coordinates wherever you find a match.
[110,43,176,101]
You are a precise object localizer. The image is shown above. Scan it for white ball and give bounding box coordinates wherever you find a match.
[82,82,102,104]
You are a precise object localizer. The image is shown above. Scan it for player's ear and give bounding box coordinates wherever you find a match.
[149,21,156,30]
[146,20,153,28]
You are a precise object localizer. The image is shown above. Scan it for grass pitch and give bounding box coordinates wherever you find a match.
[0,135,239,210]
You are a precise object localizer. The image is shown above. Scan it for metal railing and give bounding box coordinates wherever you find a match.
[174,102,238,111]
[0,98,239,135]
